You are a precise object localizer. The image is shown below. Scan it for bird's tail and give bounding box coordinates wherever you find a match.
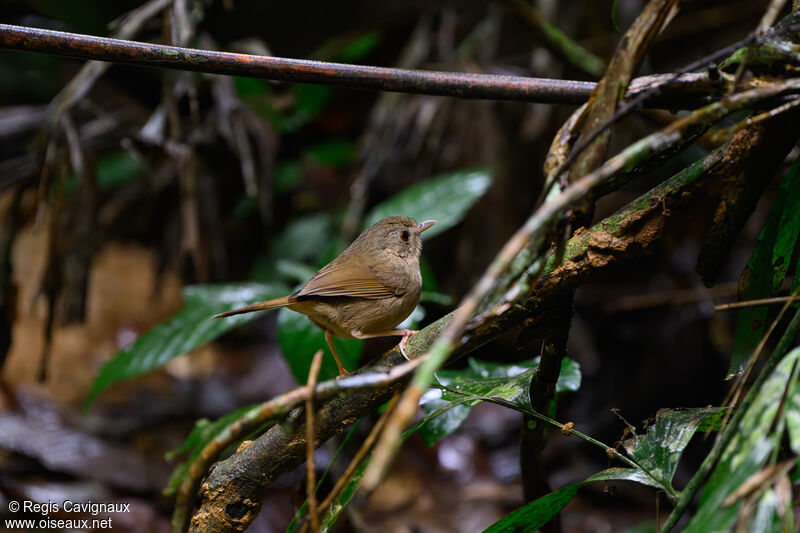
[213,296,296,318]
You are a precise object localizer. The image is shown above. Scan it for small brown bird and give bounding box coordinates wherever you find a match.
[214,216,436,375]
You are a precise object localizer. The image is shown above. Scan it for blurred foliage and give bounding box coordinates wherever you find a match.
[363,168,492,238]
[163,403,262,496]
[731,157,800,376]
[685,347,800,532]
[85,283,288,409]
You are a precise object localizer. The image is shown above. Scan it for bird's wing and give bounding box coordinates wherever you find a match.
[296,260,403,299]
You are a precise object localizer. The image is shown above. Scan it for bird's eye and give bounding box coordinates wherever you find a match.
[401,230,410,242]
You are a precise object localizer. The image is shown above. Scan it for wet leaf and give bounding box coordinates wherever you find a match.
[685,347,800,532]
[85,283,288,409]
[483,468,657,532]
[418,389,472,446]
[418,357,580,444]
[363,168,492,239]
[731,158,800,375]
[622,407,728,489]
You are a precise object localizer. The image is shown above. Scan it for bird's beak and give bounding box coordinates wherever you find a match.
[417,220,436,234]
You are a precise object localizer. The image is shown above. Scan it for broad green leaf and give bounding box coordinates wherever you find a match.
[483,468,661,533]
[771,157,800,291]
[277,307,362,383]
[622,408,728,490]
[363,168,492,239]
[685,441,774,533]
[686,347,800,532]
[163,404,257,495]
[731,158,800,376]
[484,482,581,533]
[271,212,334,263]
[85,283,288,409]
[419,357,580,444]
[274,259,317,285]
[251,212,334,283]
[418,389,471,446]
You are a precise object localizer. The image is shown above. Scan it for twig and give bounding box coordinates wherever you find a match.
[714,294,800,312]
[304,350,323,533]
[0,24,729,107]
[605,282,737,313]
[758,0,790,34]
[301,394,400,533]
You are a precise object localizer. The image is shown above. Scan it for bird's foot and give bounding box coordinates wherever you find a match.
[398,330,418,360]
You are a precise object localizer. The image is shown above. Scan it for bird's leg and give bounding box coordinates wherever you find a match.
[351,329,418,360]
[325,329,350,377]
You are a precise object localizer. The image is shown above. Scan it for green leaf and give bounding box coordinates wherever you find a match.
[786,376,800,455]
[85,283,288,409]
[484,481,581,532]
[621,408,728,490]
[731,158,800,376]
[96,151,142,190]
[277,307,362,383]
[363,168,492,239]
[163,404,258,495]
[251,212,334,283]
[306,139,356,167]
[272,212,334,263]
[482,468,654,532]
[611,0,622,32]
[685,347,800,532]
[317,460,368,533]
[418,390,472,446]
[418,357,580,444]
[333,31,382,62]
[63,151,142,195]
[275,160,303,192]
